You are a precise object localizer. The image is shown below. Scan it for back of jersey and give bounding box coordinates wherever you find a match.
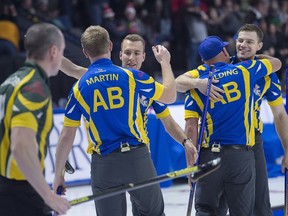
[64,58,162,155]
[185,59,273,146]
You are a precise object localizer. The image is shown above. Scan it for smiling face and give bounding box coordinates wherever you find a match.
[119,39,145,70]
[236,31,263,61]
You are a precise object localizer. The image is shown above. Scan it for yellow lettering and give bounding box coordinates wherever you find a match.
[210,98,227,108]
[113,74,119,80]
[99,75,105,82]
[86,78,94,85]
[223,82,240,102]
[94,76,100,82]
[210,81,241,108]
[93,90,108,112]
[107,87,124,109]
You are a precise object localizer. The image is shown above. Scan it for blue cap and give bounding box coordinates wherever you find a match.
[198,36,229,61]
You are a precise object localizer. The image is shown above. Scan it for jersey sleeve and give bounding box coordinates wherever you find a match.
[133,70,164,101]
[63,85,82,127]
[187,69,200,78]
[184,91,201,119]
[236,59,273,81]
[186,64,208,78]
[11,80,50,132]
[264,73,283,106]
[151,101,170,119]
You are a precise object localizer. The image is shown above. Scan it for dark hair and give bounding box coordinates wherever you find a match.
[237,24,264,42]
[24,23,63,60]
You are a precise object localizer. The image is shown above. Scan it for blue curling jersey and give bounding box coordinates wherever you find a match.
[64,58,164,155]
[185,59,273,147]
[139,95,170,142]
[230,56,283,132]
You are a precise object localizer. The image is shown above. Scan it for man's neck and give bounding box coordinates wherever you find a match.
[90,54,110,63]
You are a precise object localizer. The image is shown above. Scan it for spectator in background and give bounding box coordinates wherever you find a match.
[34,0,49,20]
[75,0,108,30]
[57,0,73,30]
[184,0,208,70]
[244,0,270,25]
[122,3,145,36]
[221,0,243,38]
[102,5,126,66]
[0,1,20,55]
[16,0,38,22]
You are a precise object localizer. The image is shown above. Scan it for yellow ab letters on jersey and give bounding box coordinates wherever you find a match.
[211,81,241,108]
[93,87,124,112]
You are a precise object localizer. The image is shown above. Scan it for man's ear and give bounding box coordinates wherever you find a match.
[142,52,146,62]
[109,40,113,52]
[49,45,57,59]
[257,42,263,51]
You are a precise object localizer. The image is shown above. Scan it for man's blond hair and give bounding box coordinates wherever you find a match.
[81,25,110,57]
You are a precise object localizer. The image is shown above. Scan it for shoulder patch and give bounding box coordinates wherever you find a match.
[22,81,47,98]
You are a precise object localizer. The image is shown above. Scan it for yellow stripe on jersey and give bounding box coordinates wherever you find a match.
[156,107,170,119]
[121,68,140,140]
[272,81,282,91]
[63,117,81,127]
[152,82,164,101]
[11,112,38,132]
[247,60,256,69]
[239,66,255,146]
[184,110,200,119]
[268,96,283,107]
[17,92,49,111]
[88,120,101,154]
[1,69,35,177]
[73,81,90,115]
[39,99,52,169]
[254,76,270,132]
[187,69,200,78]
[260,59,272,75]
[126,69,145,141]
[189,89,213,146]
[135,76,155,84]
[8,155,25,179]
[121,68,149,143]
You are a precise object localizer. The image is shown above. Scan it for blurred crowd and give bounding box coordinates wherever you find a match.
[1,0,288,104]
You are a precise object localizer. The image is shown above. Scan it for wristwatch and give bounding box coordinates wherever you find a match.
[182,138,193,147]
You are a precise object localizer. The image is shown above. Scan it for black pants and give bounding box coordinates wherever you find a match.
[217,131,272,216]
[0,175,51,216]
[91,146,165,216]
[253,131,272,216]
[195,147,255,216]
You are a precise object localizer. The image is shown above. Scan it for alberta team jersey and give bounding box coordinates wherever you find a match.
[187,56,283,133]
[230,56,283,132]
[185,59,272,147]
[139,95,170,143]
[64,58,164,155]
[0,62,53,180]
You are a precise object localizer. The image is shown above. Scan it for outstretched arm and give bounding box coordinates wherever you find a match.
[160,115,198,163]
[60,57,87,79]
[255,54,282,72]
[152,45,176,104]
